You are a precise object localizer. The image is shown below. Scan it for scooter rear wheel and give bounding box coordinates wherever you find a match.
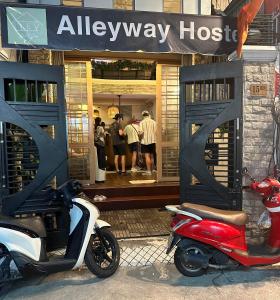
[85,228,120,278]
[174,244,207,277]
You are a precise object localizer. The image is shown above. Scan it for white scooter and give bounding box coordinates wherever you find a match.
[0,180,120,281]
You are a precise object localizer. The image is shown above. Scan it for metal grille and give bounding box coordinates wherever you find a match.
[4,79,57,103]
[186,78,234,103]
[65,62,90,181]
[162,147,179,177]
[246,14,275,46]
[205,121,235,188]
[120,238,174,267]
[273,12,280,44]
[161,65,180,180]
[4,123,39,194]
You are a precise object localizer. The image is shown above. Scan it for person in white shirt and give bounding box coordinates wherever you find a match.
[124,119,142,173]
[139,111,156,176]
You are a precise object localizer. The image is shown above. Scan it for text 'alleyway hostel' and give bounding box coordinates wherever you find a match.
[0,4,238,55]
[57,16,237,44]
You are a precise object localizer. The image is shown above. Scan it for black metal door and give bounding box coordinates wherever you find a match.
[0,61,68,215]
[180,61,243,210]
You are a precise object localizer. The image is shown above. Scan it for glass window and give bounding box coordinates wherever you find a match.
[15,79,26,102]
[135,0,163,12]
[84,0,113,8]
[37,81,48,103]
[48,82,58,103]
[27,80,36,102]
[4,79,15,102]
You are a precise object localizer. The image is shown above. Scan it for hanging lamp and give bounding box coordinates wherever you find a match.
[107,96,119,118]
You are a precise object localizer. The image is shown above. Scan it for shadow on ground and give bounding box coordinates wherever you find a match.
[126,263,280,288]
[0,270,101,299]
[2,264,280,299]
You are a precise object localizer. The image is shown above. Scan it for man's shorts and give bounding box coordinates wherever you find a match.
[113,144,126,155]
[141,143,156,154]
[128,142,139,153]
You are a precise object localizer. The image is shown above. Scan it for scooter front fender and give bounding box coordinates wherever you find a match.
[95,219,111,230]
[166,233,181,254]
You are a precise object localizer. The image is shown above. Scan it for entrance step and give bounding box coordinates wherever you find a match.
[83,184,180,210]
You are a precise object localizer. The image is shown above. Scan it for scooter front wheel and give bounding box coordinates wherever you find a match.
[85,227,120,278]
[174,244,208,277]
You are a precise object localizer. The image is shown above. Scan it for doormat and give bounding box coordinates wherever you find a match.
[129,180,156,184]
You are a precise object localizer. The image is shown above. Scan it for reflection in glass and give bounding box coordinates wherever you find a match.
[15,79,26,102]
[48,83,58,103]
[27,80,36,102]
[37,81,48,103]
[4,79,14,101]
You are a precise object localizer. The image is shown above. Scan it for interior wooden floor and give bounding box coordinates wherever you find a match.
[89,171,158,188]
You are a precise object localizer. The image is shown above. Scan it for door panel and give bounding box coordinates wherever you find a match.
[0,61,67,215]
[157,64,180,181]
[180,61,243,210]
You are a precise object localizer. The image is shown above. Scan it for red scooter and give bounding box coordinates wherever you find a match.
[166,168,280,277]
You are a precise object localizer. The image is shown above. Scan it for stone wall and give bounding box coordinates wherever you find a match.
[114,0,133,10]
[242,61,275,244]
[28,50,64,65]
[28,50,51,65]
[163,0,181,13]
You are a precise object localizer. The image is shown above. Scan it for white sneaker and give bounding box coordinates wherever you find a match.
[131,168,138,173]
[142,171,152,176]
[93,195,102,201]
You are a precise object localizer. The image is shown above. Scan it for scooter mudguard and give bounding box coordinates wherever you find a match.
[95,219,111,229]
[166,233,181,254]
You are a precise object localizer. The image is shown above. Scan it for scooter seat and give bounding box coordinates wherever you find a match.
[0,214,46,237]
[180,203,248,226]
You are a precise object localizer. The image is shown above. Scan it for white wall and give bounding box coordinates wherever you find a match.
[0,19,16,62]
[201,0,211,15]
[93,100,156,128]
[84,0,113,9]
[183,0,211,15]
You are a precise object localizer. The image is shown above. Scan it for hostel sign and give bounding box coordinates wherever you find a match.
[0,4,238,55]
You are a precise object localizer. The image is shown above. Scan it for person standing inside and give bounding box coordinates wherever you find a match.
[94,117,106,171]
[109,113,126,174]
[124,118,142,173]
[139,111,157,176]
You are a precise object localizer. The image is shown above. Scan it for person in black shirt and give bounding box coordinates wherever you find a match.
[109,114,126,174]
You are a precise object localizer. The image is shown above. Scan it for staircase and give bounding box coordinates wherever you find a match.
[83,183,180,211]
